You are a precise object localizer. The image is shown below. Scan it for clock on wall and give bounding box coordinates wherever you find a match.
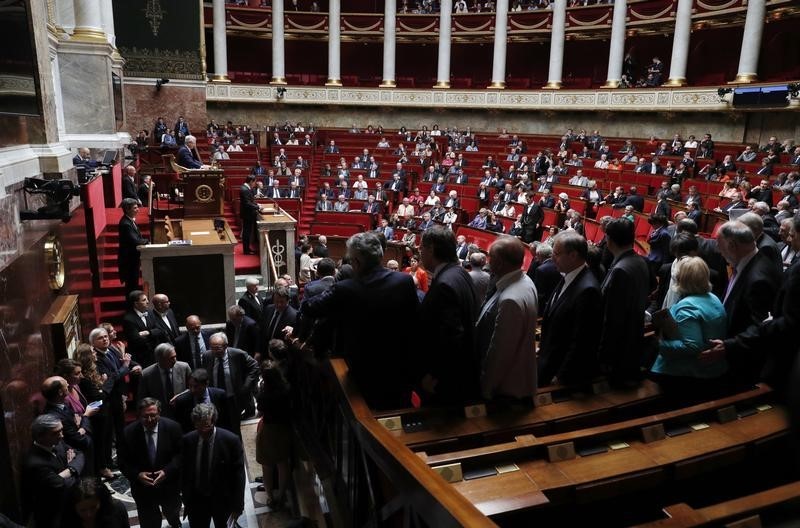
[195,184,214,203]
[44,234,65,290]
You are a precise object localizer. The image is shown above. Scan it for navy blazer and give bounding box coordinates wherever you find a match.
[21,442,85,528]
[176,145,202,169]
[174,330,212,370]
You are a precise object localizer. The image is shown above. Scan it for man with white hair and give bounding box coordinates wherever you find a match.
[177,134,203,169]
[738,211,781,271]
[750,201,780,242]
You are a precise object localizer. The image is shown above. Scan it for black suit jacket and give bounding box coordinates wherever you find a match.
[521,203,545,243]
[238,291,267,330]
[263,305,298,342]
[225,316,261,356]
[122,176,138,202]
[21,442,85,528]
[417,262,480,404]
[122,310,165,367]
[173,388,231,433]
[726,259,800,395]
[313,244,330,258]
[43,402,91,452]
[117,215,147,281]
[239,184,259,220]
[301,267,419,409]
[149,308,180,344]
[174,330,212,370]
[598,250,650,382]
[723,250,782,385]
[539,267,602,386]
[181,427,245,514]
[533,258,561,313]
[202,348,260,410]
[121,417,182,497]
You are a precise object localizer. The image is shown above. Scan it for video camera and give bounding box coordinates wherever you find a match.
[19,178,81,223]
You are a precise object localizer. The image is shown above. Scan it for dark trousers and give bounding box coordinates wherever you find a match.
[132,488,181,528]
[186,497,231,528]
[241,215,256,253]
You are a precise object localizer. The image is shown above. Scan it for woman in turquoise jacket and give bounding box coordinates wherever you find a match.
[651,256,728,404]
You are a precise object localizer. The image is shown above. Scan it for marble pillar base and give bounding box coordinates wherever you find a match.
[210,74,231,83]
[543,81,562,89]
[270,77,287,85]
[730,73,758,84]
[433,81,450,89]
[379,80,396,87]
[664,77,687,87]
[488,81,505,89]
[325,78,342,87]
[601,80,621,88]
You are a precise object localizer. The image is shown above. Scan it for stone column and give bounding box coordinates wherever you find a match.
[72,0,106,43]
[56,0,76,34]
[733,0,765,83]
[271,0,287,84]
[211,0,230,81]
[435,0,452,88]
[603,0,626,88]
[544,0,566,89]
[326,0,342,86]
[381,0,397,87]
[489,0,509,88]
[99,0,115,46]
[664,0,692,86]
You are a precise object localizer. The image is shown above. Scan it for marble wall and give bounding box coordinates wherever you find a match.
[58,52,115,134]
[123,82,207,138]
[207,103,800,145]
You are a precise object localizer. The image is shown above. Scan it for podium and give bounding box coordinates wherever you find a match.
[139,218,237,325]
[182,169,225,218]
[257,204,297,288]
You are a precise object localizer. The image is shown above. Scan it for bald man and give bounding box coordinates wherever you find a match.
[150,293,180,344]
[476,236,539,400]
[41,376,92,454]
[174,315,211,370]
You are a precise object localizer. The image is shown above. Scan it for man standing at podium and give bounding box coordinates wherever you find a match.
[240,175,260,255]
[177,135,203,169]
[118,198,149,294]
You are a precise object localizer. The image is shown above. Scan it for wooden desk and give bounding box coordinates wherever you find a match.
[140,218,237,325]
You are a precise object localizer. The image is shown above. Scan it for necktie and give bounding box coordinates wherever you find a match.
[194,335,205,369]
[216,358,226,392]
[164,369,174,400]
[723,267,738,304]
[147,430,157,466]
[197,438,210,490]
[549,278,566,311]
[266,310,280,340]
[140,312,148,326]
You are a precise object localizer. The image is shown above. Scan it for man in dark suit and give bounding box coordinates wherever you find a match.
[313,235,330,258]
[41,376,92,454]
[598,219,651,385]
[301,232,420,409]
[181,403,246,528]
[456,235,470,261]
[739,211,782,271]
[715,220,782,387]
[90,326,141,468]
[521,198,544,243]
[117,198,148,294]
[136,343,191,418]
[240,174,261,255]
[531,244,561,313]
[238,277,267,334]
[175,315,212,370]
[121,398,183,528]
[225,304,261,359]
[538,232,602,386]
[149,293,180,344]
[613,186,645,212]
[122,290,165,367]
[416,226,480,404]
[122,165,140,203]
[174,368,231,433]
[384,173,406,194]
[21,415,86,528]
[203,332,260,437]
[263,286,298,345]
[316,194,334,211]
[705,216,800,397]
[176,135,203,169]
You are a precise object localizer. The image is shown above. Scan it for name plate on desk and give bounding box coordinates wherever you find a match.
[168,239,192,246]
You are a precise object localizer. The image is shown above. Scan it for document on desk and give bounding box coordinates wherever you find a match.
[189,231,211,236]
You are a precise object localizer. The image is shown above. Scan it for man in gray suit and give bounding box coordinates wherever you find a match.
[136,343,190,418]
[477,236,539,400]
[467,252,491,304]
[203,332,260,437]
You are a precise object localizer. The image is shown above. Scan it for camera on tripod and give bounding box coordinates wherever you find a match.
[19,178,81,223]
